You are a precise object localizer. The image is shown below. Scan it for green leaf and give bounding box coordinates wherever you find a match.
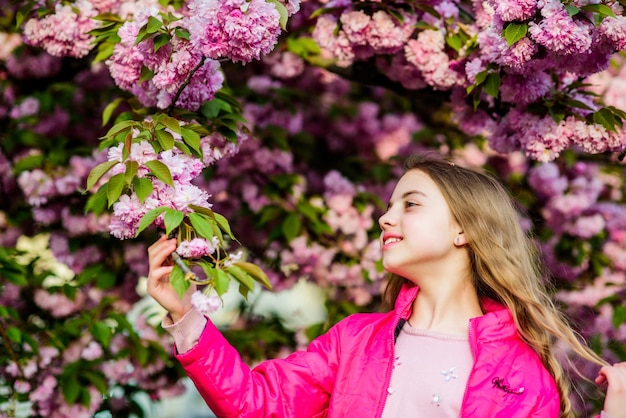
[613,305,626,329]
[12,153,45,174]
[445,34,463,52]
[473,89,481,110]
[267,0,289,30]
[155,129,175,150]
[87,160,119,190]
[147,16,162,33]
[62,374,81,404]
[483,72,501,97]
[159,115,182,134]
[608,105,626,120]
[200,98,230,119]
[474,70,488,85]
[135,206,169,236]
[188,212,215,240]
[214,268,230,295]
[234,261,272,290]
[163,209,184,236]
[139,65,155,83]
[281,213,301,242]
[145,160,173,186]
[581,4,616,18]
[85,184,108,214]
[181,126,202,156]
[548,106,566,124]
[101,119,136,139]
[503,22,528,46]
[174,26,190,40]
[564,99,594,111]
[6,326,22,343]
[213,211,238,242]
[298,37,321,54]
[565,5,579,17]
[106,173,127,207]
[227,265,255,292]
[96,271,116,289]
[125,160,139,184]
[593,108,618,132]
[170,264,190,298]
[92,322,112,348]
[415,3,441,19]
[153,33,171,52]
[133,176,153,203]
[102,97,124,127]
[82,370,108,394]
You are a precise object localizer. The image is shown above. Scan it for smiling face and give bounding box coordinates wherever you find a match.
[378,169,465,282]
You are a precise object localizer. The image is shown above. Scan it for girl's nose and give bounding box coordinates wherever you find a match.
[378,209,396,229]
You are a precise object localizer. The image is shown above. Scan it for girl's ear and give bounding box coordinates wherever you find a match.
[454,232,466,247]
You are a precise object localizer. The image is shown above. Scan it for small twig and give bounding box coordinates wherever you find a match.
[167,56,207,114]
[171,251,197,280]
[0,320,25,378]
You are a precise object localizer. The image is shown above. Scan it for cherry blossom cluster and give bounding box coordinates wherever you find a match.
[107,7,224,111]
[311,0,626,160]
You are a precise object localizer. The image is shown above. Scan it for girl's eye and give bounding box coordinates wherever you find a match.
[405,201,417,208]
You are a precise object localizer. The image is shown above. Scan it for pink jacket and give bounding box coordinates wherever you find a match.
[175,284,560,417]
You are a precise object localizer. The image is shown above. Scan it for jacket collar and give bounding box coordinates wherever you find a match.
[394,283,519,342]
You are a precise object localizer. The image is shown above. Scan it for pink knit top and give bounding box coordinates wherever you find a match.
[381,321,473,418]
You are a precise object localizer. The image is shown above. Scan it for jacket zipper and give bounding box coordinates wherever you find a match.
[374,313,400,418]
[459,320,478,418]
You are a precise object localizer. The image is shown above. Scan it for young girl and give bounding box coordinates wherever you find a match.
[147,153,626,417]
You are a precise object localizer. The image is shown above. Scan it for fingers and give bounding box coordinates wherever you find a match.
[148,235,177,274]
[596,362,626,387]
[599,362,626,418]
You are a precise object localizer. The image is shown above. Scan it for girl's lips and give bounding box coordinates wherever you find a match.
[381,235,403,250]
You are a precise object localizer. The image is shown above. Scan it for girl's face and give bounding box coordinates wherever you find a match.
[378,169,463,280]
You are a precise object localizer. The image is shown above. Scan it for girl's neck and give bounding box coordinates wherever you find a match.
[408,279,483,335]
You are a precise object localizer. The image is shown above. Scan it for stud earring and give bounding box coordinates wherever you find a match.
[454,236,461,246]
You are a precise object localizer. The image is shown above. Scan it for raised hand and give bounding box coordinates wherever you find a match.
[147,234,196,322]
[596,362,626,418]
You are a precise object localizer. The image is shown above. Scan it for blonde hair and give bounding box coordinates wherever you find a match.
[382,153,607,417]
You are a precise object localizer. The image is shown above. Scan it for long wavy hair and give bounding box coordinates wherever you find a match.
[381,153,607,417]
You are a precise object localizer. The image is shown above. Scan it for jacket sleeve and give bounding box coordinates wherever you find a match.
[175,317,340,418]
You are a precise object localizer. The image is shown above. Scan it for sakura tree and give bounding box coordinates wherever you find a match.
[1,0,626,416]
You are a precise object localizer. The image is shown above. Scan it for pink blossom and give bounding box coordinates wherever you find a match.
[159,149,205,184]
[29,375,57,404]
[367,11,414,55]
[499,37,538,73]
[176,237,217,258]
[405,30,465,90]
[487,0,537,21]
[376,53,427,90]
[528,162,568,198]
[599,15,626,50]
[561,117,625,155]
[187,0,282,64]
[500,71,552,105]
[22,0,99,58]
[17,169,56,207]
[566,214,606,239]
[81,341,104,361]
[10,97,39,119]
[33,289,86,317]
[340,11,370,46]
[15,380,31,393]
[265,51,306,79]
[312,14,355,67]
[191,290,222,314]
[0,32,22,59]
[528,0,593,55]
